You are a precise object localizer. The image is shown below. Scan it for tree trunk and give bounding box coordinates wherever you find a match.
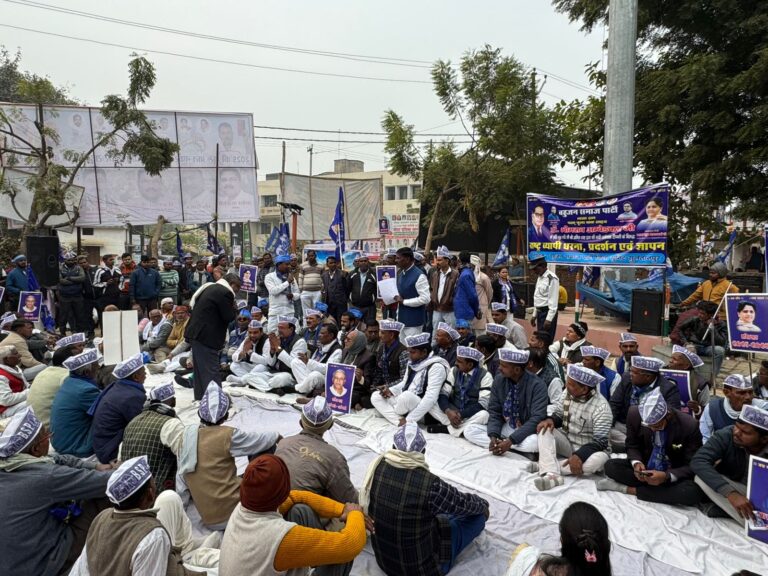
[149,215,166,257]
[424,187,446,251]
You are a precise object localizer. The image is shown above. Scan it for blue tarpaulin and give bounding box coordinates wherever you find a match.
[577,273,701,319]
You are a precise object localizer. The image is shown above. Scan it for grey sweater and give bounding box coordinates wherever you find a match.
[0,455,111,575]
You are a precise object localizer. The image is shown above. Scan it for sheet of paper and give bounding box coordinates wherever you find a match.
[103,310,140,365]
[378,277,400,305]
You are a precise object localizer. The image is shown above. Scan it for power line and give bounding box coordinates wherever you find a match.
[0,23,433,84]
[254,124,466,136]
[3,0,600,95]
[1,0,433,68]
[254,136,473,144]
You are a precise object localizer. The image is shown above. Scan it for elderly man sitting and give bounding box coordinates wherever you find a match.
[531,363,613,491]
[432,321,460,367]
[486,322,516,351]
[490,302,527,349]
[0,344,30,417]
[140,309,173,362]
[429,346,493,437]
[226,320,271,384]
[370,332,451,426]
[240,316,309,393]
[2,319,47,381]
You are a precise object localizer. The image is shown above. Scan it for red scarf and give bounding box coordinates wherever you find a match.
[0,366,25,413]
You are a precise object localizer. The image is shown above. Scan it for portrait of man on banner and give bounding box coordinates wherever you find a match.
[325,362,355,414]
[17,291,42,322]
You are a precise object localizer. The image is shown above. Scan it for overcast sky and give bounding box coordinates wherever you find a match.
[1,0,603,186]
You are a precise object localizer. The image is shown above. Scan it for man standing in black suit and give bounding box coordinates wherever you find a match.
[184,272,241,400]
[347,256,377,324]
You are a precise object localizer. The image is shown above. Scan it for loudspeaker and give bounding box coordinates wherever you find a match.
[630,289,664,336]
[26,236,60,287]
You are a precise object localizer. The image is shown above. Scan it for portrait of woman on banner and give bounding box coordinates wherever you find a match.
[636,196,668,233]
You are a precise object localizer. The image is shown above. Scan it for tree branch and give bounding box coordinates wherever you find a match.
[432,204,462,240]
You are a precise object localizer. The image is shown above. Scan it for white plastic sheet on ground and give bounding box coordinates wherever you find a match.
[145,375,768,576]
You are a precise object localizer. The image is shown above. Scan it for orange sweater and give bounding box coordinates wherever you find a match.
[274,490,366,572]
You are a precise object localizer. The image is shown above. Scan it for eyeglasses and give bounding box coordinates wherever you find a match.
[533,211,545,217]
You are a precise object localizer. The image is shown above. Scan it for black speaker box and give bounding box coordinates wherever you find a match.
[630,289,664,336]
[26,236,60,287]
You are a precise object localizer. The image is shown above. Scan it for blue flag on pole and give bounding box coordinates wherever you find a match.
[206,225,222,255]
[582,266,601,287]
[329,186,346,260]
[175,230,184,261]
[716,230,738,263]
[275,222,290,256]
[492,229,510,267]
[264,227,278,252]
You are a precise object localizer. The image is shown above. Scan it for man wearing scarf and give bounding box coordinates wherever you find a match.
[549,321,591,379]
[464,349,548,453]
[431,346,494,437]
[277,397,358,503]
[699,374,764,442]
[265,254,301,333]
[609,356,681,450]
[371,320,409,390]
[243,316,309,393]
[219,454,366,576]
[290,323,342,396]
[370,333,451,426]
[692,404,768,522]
[226,320,271,385]
[181,383,280,530]
[600,389,703,506]
[184,273,240,400]
[0,407,114,576]
[90,353,148,464]
[532,363,613,491]
[299,308,324,355]
[340,330,375,410]
[360,423,489,576]
[432,321,460,367]
[140,308,172,361]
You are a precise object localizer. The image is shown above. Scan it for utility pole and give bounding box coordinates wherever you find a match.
[307,144,315,241]
[603,0,638,283]
[603,0,638,196]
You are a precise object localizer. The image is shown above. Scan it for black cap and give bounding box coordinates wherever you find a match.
[529,256,547,268]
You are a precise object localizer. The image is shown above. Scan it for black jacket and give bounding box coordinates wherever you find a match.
[346,269,377,308]
[626,407,701,480]
[691,426,768,496]
[610,373,682,424]
[184,284,236,349]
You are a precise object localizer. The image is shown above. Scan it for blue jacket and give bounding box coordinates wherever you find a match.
[49,375,101,457]
[5,267,29,297]
[91,378,146,463]
[129,266,161,301]
[453,267,479,322]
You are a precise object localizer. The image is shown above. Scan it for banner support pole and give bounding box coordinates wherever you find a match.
[662,266,670,338]
[575,269,582,323]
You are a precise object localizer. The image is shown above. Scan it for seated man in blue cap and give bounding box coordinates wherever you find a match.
[371,320,409,393]
[265,255,300,333]
[433,321,460,367]
[239,316,309,393]
[222,307,251,367]
[609,355,681,450]
[360,422,489,576]
[666,344,710,416]
[456,318,475,347]
[699,374,764,443]
[491,302,527,350]
[580,346,621,401]
[121,382,185,493]
[370,332,451,426]
[299,307,324,355]
[0,407,114,576]
[227,320,271,384]
[692,404,768,521]
[71,455,216,574]
[429,346,494,437]
[532,363,613,491]
[615,332,641,376]
[181,382,280,530]
[289,323,342,396]
[464,349,548,454]
[600,389,704,506]
[90,352,148,465]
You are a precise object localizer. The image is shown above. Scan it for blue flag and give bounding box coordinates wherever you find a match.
[264,227,278,252]
[582,266,601,287]
[328,186,346,260]
[716,230,738,263]
[175,230,184,261]
[275,222,290,256]
[492,229,510,267]
[206,225,222,255]
[647,258,673,283]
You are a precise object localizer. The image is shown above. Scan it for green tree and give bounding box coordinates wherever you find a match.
[0,52,179,251]
[383,46,565,250]
[552,0,768,266]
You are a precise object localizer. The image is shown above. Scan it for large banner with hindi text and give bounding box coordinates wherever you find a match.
[526,184,669,267]
[0,103,258,226]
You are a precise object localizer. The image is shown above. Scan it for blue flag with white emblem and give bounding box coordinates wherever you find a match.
[329,187,346,260]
